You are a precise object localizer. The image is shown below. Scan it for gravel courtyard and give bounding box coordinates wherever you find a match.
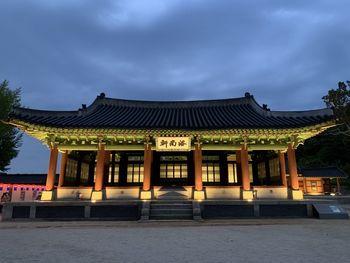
[0,219,350,263]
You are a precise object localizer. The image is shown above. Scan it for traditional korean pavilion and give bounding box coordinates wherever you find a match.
[7,92,335,201]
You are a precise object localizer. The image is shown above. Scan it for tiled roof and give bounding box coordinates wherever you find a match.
[0,174,58,184]
[300,167,348,178]
[8,93,334,130]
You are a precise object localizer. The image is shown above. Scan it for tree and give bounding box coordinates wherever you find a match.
[297,81,350,188]
[322,81,350,136]
[297,127,350,188]
[0,80,22,171]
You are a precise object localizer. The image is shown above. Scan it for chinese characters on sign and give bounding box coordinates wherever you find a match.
[156,137,191,151]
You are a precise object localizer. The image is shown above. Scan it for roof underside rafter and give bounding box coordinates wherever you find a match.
[9,119,335,152]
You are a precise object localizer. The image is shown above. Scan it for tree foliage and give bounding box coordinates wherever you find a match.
[297,128,350,169]
[0,80,22,171]
[298,81,350,188]
[297,128,350,187]
[322,81,350,136]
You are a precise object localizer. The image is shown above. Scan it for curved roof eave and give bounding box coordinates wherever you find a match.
[7,92,335,130]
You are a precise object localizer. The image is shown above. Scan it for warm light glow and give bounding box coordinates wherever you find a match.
[91,200,97,203]
[330,193,336,196]
[247,199,253,202]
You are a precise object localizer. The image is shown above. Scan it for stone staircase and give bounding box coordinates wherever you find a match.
[149,200,193,220]
[157,186,189,200]
[157,191,189,200]
[140,187,202,221]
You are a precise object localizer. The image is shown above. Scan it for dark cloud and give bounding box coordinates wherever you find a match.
[1,0,349,172]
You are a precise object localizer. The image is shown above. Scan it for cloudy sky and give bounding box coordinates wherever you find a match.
[1,0,349,173]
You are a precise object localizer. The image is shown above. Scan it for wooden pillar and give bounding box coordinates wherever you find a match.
[143,144,152,191]
[94,145,106,191]
[336,178,341,194]
[194,143,203,191]
[241,145,250,191]
[58,151,68,187]
[287,144,299,190]
[45,145,58,191]
[278,151,287,187]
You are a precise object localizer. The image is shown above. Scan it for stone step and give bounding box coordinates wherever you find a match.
[157,192,189,200]
[149,214,193,220]
[158,186,187,192]
[150,208,193,215]
[150,204,192,209]
[151,200,192,205]
[149,199,193,220]
[157,196,188,200]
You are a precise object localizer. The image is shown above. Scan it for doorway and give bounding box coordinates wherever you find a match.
[154,153,192,186]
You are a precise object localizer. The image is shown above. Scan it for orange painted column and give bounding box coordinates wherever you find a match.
[45,145,58,191]
[278,151,287,187]
[240,145,250,191]
[143,144,152,191]
[94,145,106,191]
[287,144,299,190]
[194,144,203,191]
[58,151,68,187]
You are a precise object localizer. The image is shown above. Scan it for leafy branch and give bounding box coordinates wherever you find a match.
[322,81,350,136]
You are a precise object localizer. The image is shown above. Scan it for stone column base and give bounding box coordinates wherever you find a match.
[41,190,55,201]
[91,190,104,201]
[140,190,152,200]
[290,189,304,200]
[242,190,254,200]
[194,190,205,200]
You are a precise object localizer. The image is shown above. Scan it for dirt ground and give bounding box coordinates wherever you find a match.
[0,204,349,263]
[0,217,349,263]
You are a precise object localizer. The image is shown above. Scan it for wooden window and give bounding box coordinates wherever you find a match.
[269,158,280,178]
[227,154,239,184]
[127,155,144,184]
[160,163,188,179]
[311,180,317,191]
[249,163,253,183]
[65,159,78,184]
[257,162,266,179]
[228,163,238,183]
[202,156,220,183]
[127,164,144,183]
[159,156,188,179]
[80,162,90,184]
[108,153,120,184]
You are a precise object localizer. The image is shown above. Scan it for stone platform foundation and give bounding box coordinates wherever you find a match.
[2,199,347,221]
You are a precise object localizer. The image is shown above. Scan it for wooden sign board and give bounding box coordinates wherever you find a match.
[155,137,191,151]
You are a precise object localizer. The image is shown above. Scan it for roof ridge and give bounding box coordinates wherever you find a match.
[93,94,253,108]
[269,108,333,118]
[10,107,78,117]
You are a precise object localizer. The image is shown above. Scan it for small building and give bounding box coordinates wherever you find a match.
[0,173,50,202]
[5,92,335,201]
[298,167,348,195]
